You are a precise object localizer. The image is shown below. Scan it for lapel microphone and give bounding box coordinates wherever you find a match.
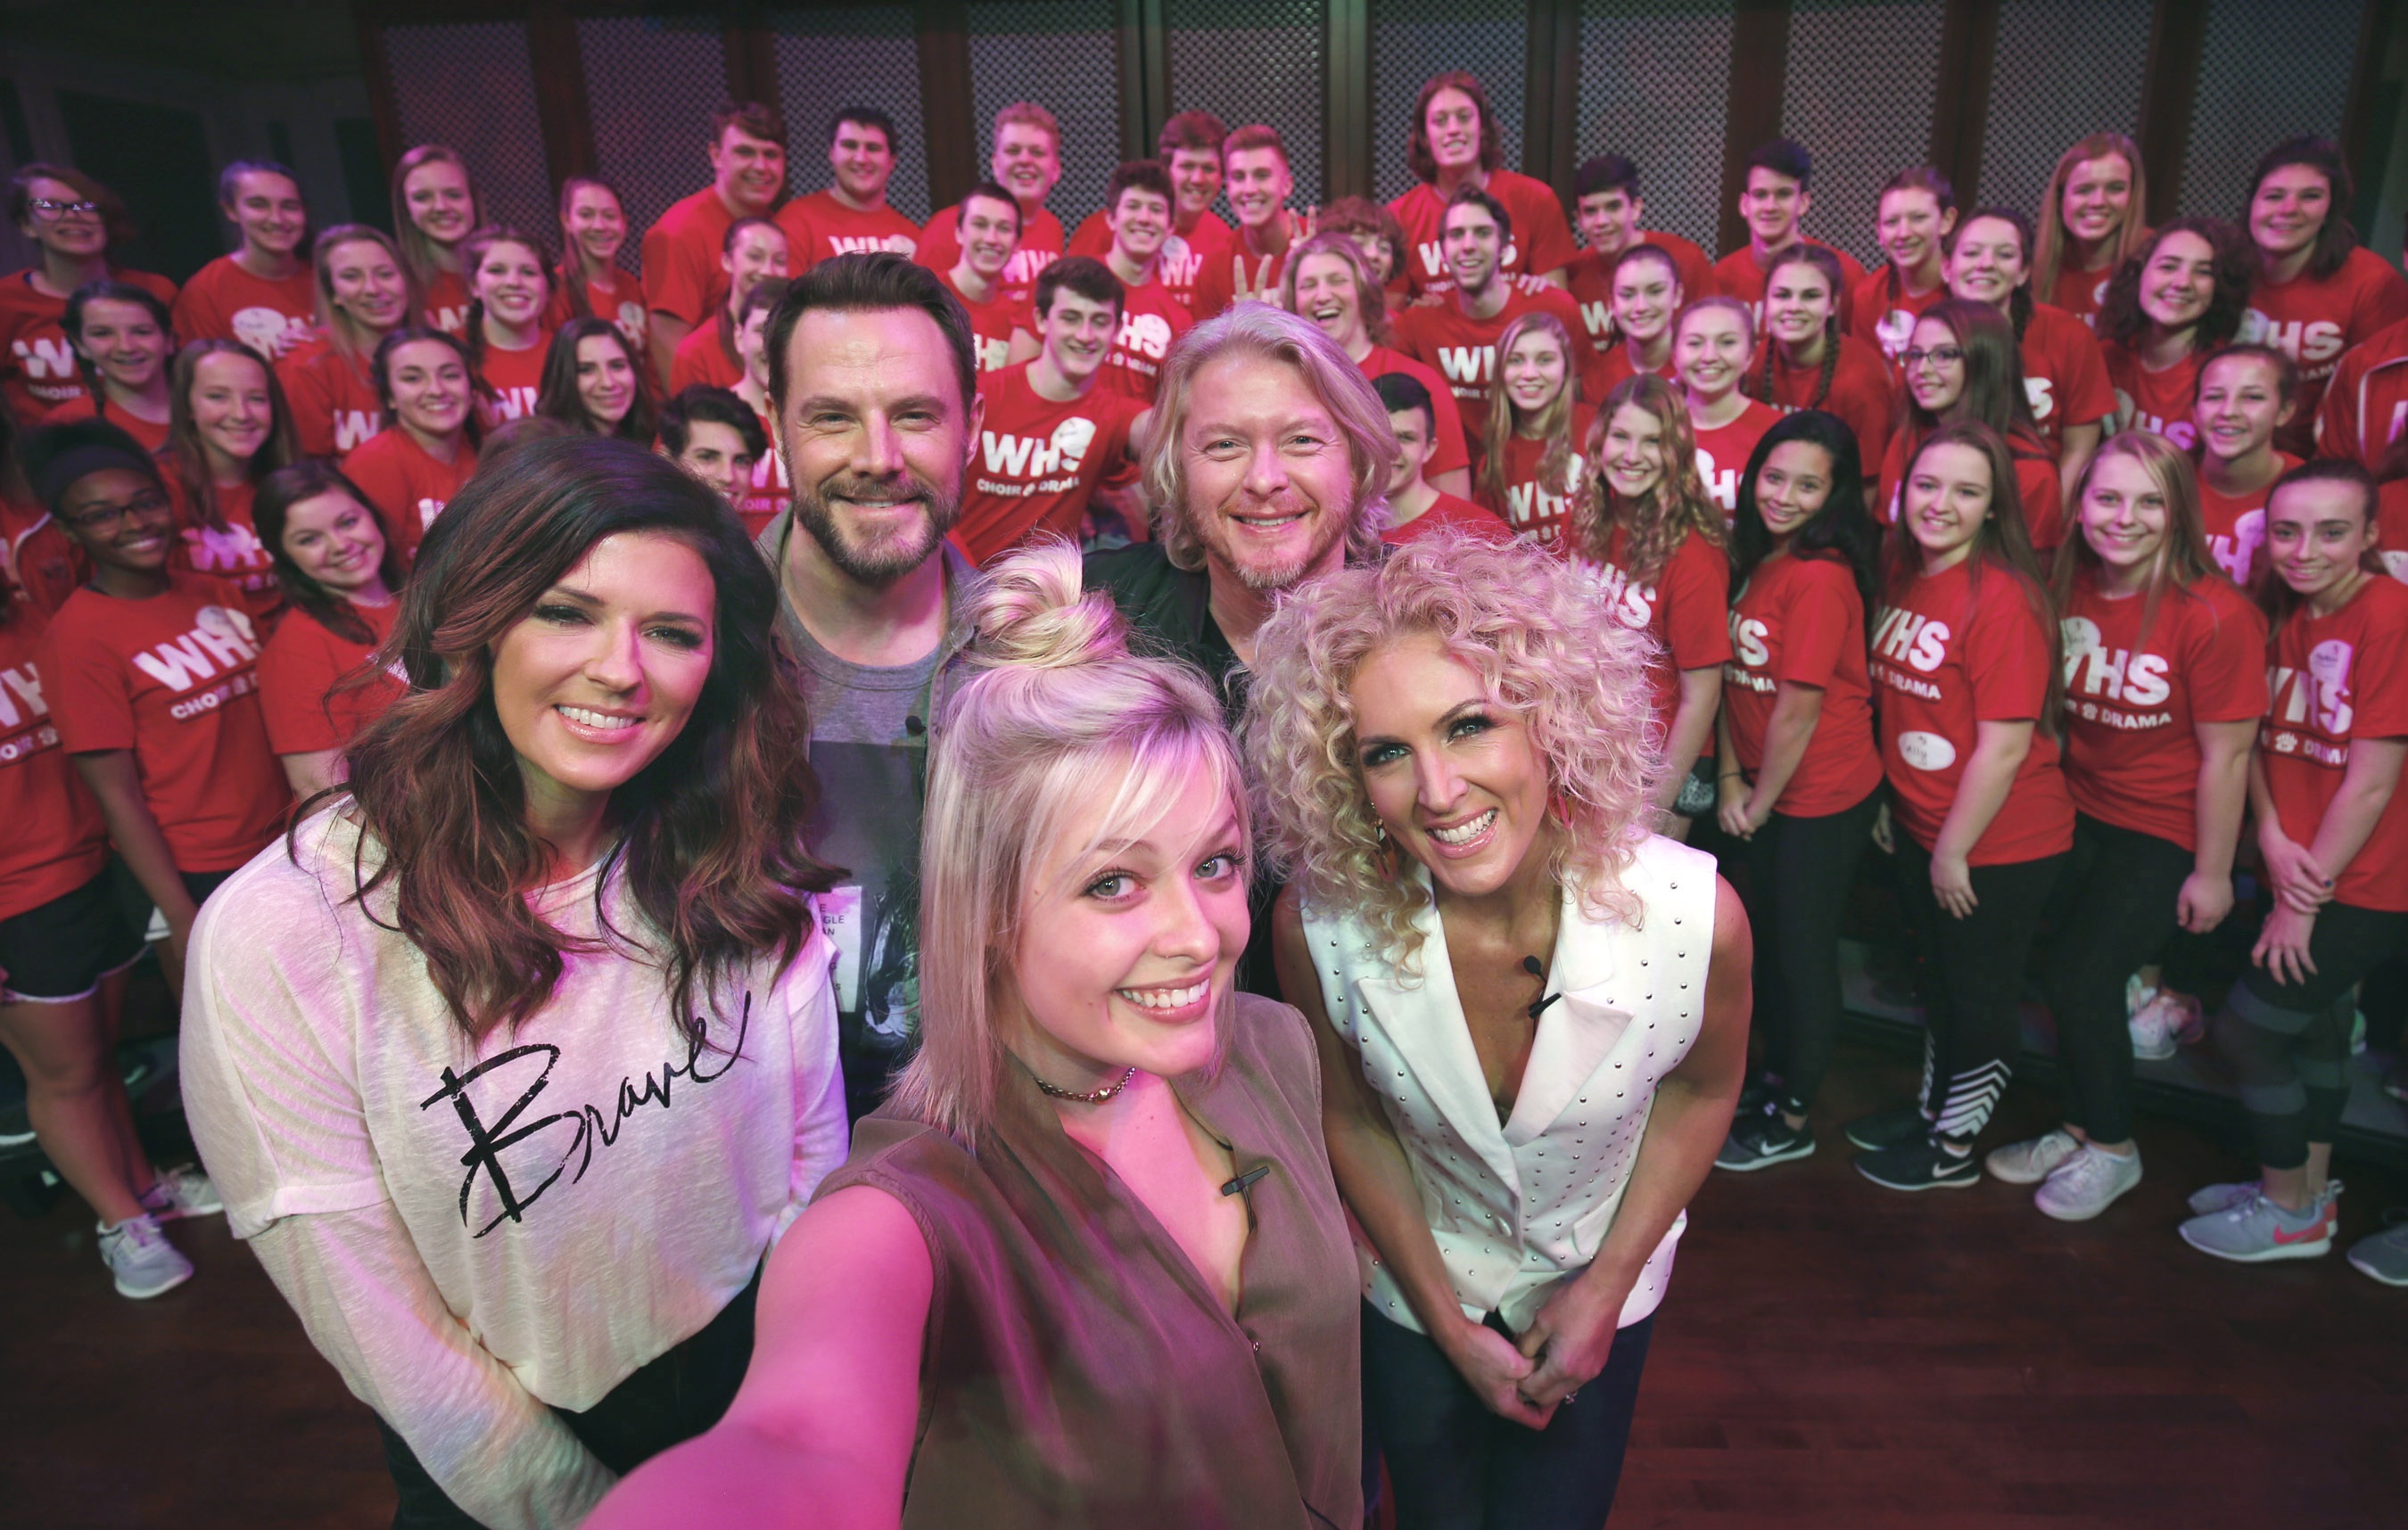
[1521,956,1563,1021]
[1220,1165,1271,1197]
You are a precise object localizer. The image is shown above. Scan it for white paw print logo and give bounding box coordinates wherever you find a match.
[231,306,296,358]
[1051,415,1097,470]
[194,604,256,645]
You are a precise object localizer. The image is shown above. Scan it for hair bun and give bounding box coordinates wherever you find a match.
[965,536,1130,670]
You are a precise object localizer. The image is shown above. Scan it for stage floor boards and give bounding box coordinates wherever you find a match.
[1,1040,2400,1528]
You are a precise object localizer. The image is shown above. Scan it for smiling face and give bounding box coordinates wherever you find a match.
[2250,162,2332,260]
[1752,438,1835,544]
[1441,202,1502,296]
[1036,285,1118,385]
[1348,230,1398,285]
[574,333,637,427]
[1108,185,1172,265]
[1423,87,1483,175]
[2194,351,2292,464]
[1180,350,1358,592]
[189,349,274,468]
[1764,261,1835,349]
[227,169,306,259]
[1903,440,1993,565]
[402,160,474,247]
[326,236,408,333]
[669,419,757,505]
[1600,400,1668,501]
[387,338,471,439]
[2076,450,2168,580]
[277,488,389,596]
[1005,758,1248,1088]
[18,175,107,259]
[710,125,787,216]
[1501,328,1568,421]
[1577,186,1642,257]
[1167,146,1223,222]
[2062,154,2134,248]
[735,304,774,391]
[722,224,792,316]
[1224,145,1292,232]
[1611,253,1679,345]
[1945,215,2029,309]
[1740,167,1806,247]
[1291,251,1365,349]
[56,467,175,573]
[992,122,1061,208]
[1386,404,1435,495]
[2266,477,2376,600]
[1676,304,1748,404]
[830,118,895,204]
[1350,633,1552,901]
[1903,313,1966,414]
[1878,186,1952,274]
[490,530,716,822]
[565,184,626,267]
[957,193,1021,279]
[74,296,169,391]
[2139,229,2218,332]
[471,239,548,331]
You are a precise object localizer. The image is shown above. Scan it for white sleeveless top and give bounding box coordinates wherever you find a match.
[1300,833,1716,1333]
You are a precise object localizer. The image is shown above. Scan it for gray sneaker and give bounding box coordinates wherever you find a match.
[1985,1128,2081,1186]
[2034,1143,2142,1222]
[2179,1190,2330,1263]
[2346,1221,2408,1287]
[139,1164,222,1221]
[2187,1177,2343,1227]
[97,1213,194,1299]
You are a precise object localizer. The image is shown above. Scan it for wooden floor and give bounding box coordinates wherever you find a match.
[1,1039,2401,1529]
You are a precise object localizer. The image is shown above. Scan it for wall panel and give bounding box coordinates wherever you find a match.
[579,15,730,275]
[771,6,931,223]
[1369,0,1528,206]
[1779,0,1947,268]
[1167,0,1327,206]
[2180,0,2365,224]
[965,0,1120,225]
[1577,0,1736,257]
[1977,0,2150,219]
[383,21,556,244]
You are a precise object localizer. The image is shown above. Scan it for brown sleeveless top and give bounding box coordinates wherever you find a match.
[818,993,1362,1529]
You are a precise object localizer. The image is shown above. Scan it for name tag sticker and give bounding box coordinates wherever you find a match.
[821,884,864,1013]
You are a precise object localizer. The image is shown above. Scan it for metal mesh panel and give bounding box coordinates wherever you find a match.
[1369,0,1527,206]
[771,7,932,224]
[966,0,1120,226]
[1167,0,1327,205]
[1977,0,2149,218]
[2179,0,2364,224]
[1577,1,1735,257]
[382,22,556,249]
[1780,0,1948,269]
[579,16,732,278]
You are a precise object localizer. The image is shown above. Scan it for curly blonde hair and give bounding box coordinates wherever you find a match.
[1242,528,1664,964]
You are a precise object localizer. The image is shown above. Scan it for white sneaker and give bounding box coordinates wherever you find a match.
[2035,1143,2143,1221]
[1985,1128,2082,1185]
[97,1213,193,1299]
[139,1164,222,1222]
[2150,990,2206,1047]
[2128,999,2177,1061]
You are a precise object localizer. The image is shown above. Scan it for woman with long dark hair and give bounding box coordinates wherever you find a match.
[2033,134,2149,330]
[279,225,414,457]
[252,460,408,796]
[537,316,656,444]
[340,327,479,565]
[179,436,846,1528]
[162,339,299,623]
[46,280,175,451]
[1713,410,1885,1170]
[2097,218,2254,449]
[389,145,480,335]
[1880,299,2066,551]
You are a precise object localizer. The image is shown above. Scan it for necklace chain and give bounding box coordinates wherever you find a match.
[1031,1065,1139,1105]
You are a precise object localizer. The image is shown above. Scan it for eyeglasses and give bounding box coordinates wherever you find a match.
[25,197,101,219]
[63,490,170,534]
[1901,345,1966,370]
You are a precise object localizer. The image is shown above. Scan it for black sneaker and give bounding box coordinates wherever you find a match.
[1855,1136,1980,1191]
[1843,1102,1932,1152]
[1716,1108,1814,1172]
[1736,1071,1782,1116]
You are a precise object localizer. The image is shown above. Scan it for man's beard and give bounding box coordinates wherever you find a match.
[1200,490,1352,592]
[792,470,962,588]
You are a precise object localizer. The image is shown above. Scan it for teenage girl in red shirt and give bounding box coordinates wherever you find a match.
[389,145,479,336]
[341,328,479,565]
[1881,299,2065,551]
[1986,432,2265,1221]
[252,460,407,798]
[462,226,556,433]
[163,340,299,626]
[1474,310,1589,545]
[2097,219,2254,450]
[2032,133,2149,331]
[1675,298,1781,518]
[536,317,656,446]
[2180,462,2408,1272]
[1712,410,1884,1170]
[2,164,177,424]
[279,225,413,458]
[2192,344,2298,589]
[1944,207,2115,501]
[49,282,175,452]
[1851,166,1958,364]
[1852,422,2073,1190]
[1751,244,1894,478]
[548,177,647,361]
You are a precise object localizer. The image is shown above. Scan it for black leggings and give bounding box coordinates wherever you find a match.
[2220,901,2408,1171]
[2045,814,2195,1144]
[1894,837,2066,1144]
[1737,786,1882,1115]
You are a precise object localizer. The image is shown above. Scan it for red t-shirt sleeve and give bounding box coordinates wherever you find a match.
[1964,575,2050,721]
[1521,194,1577,277]
[2016,453,2065,552]
[2187,588,2272,725]
[38,614,137,754]
[256,618,343,755]
[1660,538,1735,671]
[1099,402,1142,491]
[2054,322,2116,429]
[1776,559,1853,688]
[2354,610,2408,740]
[641,215,715,327]
[916,207,964,276]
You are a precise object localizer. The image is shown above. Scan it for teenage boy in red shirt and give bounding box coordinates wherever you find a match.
[918,103,1067,294]
[1190,125,1312,318]
[1372,371,1511,547]
[1563,154,1714,355]
[1386,72,1577,297]
[1712,139,1868,332]
[776,107,922,267]
[1061,160,1193,404]
[641,101,788,383]
[954,258,1146,565]
[1069,111,1231,314]
[935,183,1032,374]
[173,161,316,360]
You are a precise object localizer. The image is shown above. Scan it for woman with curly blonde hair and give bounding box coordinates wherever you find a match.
[1250,528,1750,1527]
[1574,374,1730,832]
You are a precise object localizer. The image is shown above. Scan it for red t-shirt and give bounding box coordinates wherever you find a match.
[776,190,921,267]
[1591,344,1673,398]
[2059,569,2268,850]
[41,394,171,454]
[1473,413,1591,545]
[171,255,318,360]
[421,269,472,338]
[543,267,649,356]
[0,602,110,921]
[167,477,281,624]
[341,428,476,566]
[2,500,80,617]
[952,363,1144,566]
[1879,425,2066,554]
[736,402,789,540]
[474,336,549,432]
[37,572,290,872]
[1394,285,1600,450]
[2312,313,2408,471]
[1693,399,1785,520]
[2019,301,2115,448]
[1388,171,1579,297]
[1382,490,1512,547]
[1360,345,1470,481]
[1189,238,1292,320]
[2379,479,2408,586]
[1711,240,1868,332]
[2244,247,2408,452]
[1576,522,1733,725]
[1561,234,1715,356]
[1752,335,1895,474]
[2198,454,2299,588]
[641,187,740,329]
[2043,262,2117,332]
[276,340,385,457]
[919,203,1065,298]
[1068,215,1232,315]
[256,594,404,756]
[1847,265,1950,365]
[0,267,177,421]
[935,267,1034,374]
[1871,558,2074,864]
[1724,551,1884,817]
[1097,279,1194,404]
[2260,574,2408,910]
[2104,341,2202,450]
[667,319,743,395]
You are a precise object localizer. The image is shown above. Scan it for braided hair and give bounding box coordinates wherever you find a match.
[1750,244,1847,411]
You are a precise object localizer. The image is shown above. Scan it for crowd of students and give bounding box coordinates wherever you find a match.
[3,60,2408,1528]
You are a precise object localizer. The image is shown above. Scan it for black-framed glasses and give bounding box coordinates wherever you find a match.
[25,197,101,219]
[63,490,170,534]
[1901,345,1966,370]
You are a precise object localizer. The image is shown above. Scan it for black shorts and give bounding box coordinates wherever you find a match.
[110,861,243,943]
[0,869,147,1004]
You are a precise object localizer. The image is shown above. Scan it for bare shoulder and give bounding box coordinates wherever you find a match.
[1710,876,1751,967]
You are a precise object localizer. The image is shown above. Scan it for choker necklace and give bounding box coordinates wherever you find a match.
[1032,1065,1139,1105]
